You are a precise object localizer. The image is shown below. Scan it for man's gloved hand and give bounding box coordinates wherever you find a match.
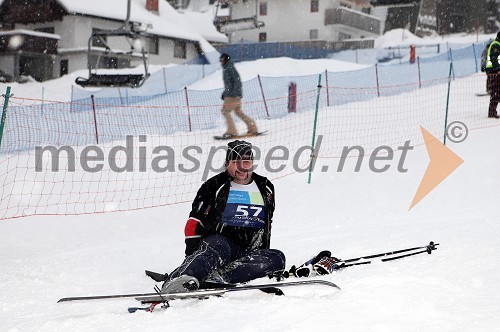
[313,256,345,275]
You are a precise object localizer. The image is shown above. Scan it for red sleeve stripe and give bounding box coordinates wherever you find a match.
[184,218,200,237]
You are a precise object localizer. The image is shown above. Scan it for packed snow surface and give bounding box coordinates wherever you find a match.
[0,31,499,331]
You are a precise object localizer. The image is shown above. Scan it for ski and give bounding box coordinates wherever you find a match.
[128,279,340,312]
[58,291,165,303]
[58,279,338,304]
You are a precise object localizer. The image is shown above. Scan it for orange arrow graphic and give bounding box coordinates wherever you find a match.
[409,126,464,210]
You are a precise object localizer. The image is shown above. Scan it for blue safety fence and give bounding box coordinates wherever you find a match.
[0,41,489,155]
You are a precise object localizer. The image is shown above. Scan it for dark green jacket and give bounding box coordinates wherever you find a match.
[221,60,242,98]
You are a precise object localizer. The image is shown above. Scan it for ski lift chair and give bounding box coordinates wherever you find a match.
[75,29,150,89]
[215,16,265,34]
[75,0,150,88]
[213,0,265,34]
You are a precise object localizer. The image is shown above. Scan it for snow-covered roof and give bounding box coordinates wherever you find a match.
[0,29,60,39]
[180,9,228,44]
[56,0,217,53]
[374,29,424,48]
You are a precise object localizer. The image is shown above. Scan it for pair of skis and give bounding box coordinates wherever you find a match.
[58,279,340,313]
[129,280,340,313]
[57,241,438,312]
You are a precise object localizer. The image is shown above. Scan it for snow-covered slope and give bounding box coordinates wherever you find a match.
[0,113,498,331]
[0,32,499,331]
[1,82,500,332]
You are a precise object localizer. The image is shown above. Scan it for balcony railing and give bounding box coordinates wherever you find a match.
[0,29,59,54]
[325,7,381,34]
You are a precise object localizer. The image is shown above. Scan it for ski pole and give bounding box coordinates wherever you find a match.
[344,241,438,263]
[381,245,438,262]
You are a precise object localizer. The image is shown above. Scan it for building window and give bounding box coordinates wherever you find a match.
[338,32,351,41]
[92,28,107,48]
[311,0,319,13]
[259,2,267,16]
[174,41,186,58]
[259,32,267,42]
[147,36,159,55]
[35,27,55,34]
[309,29,318,40]
[60,59,68,76]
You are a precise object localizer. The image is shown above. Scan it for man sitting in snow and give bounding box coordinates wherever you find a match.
[162,140,285,292]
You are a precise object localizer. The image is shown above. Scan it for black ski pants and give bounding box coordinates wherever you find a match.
[169,234,285,284]
[488,72,500,117]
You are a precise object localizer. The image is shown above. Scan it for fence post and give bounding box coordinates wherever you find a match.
[118,88,124,105]
[472,43,478,72]
[308,74,322,184]
[90,95,99,145]
[41,86,45,116]
[448,48,455,80]
[443,62,453,145]
[257,75,270,118]
[288,82,297,113]
[184,87,192,132]
[375,64,380,97]
[163,67,168,94]
[324,69,330,107]
[0,86,12,149]
[417,56,422,89]
[70,84,74,112]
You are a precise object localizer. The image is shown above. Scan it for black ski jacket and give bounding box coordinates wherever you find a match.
[183,171,275,256]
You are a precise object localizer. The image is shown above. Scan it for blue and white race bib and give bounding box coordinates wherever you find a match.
[221,181,266,228]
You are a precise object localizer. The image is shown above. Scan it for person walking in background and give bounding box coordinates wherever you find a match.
[219,53,259,138]
[485,32,500,119]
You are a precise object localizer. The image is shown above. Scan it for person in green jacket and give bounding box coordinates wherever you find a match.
[485,32,500,118]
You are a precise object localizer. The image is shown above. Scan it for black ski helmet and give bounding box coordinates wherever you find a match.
[226,140,253,163]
